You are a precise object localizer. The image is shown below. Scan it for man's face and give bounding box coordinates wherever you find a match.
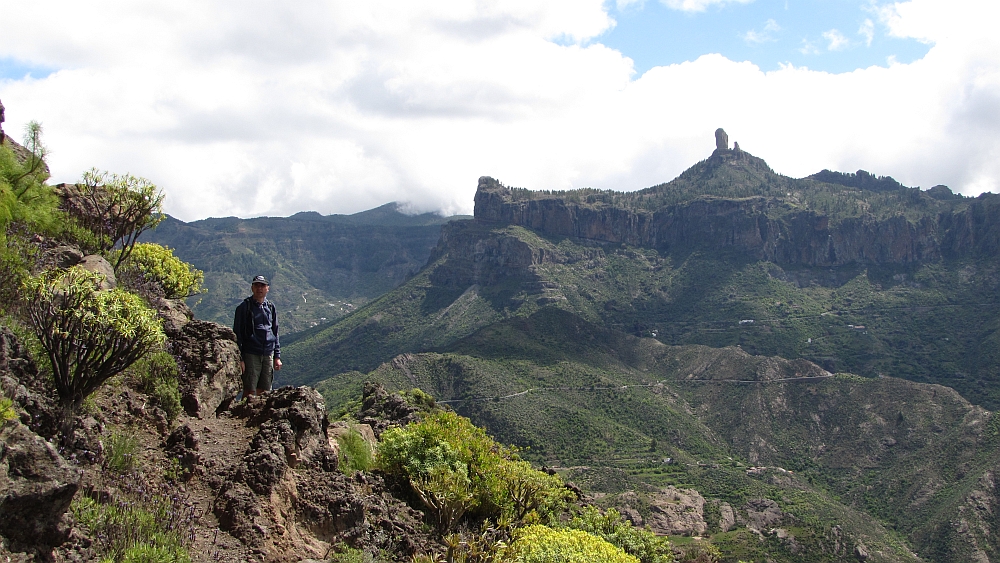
[252,282,269,301]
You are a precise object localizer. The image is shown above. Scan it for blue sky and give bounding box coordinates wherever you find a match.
[0,57,55,81]
[598,0,930,74]
[1,2,931,81]
[0,1,996,221]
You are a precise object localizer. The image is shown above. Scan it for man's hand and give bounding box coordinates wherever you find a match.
[274,358,282,371]
[240,360,245,373]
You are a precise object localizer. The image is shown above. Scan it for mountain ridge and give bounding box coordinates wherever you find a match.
[474,147,1000,267]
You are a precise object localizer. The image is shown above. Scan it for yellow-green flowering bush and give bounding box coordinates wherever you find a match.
[120,242,204,299]
[505,524,640,563]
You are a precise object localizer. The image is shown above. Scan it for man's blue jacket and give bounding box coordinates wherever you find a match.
[233,296,280,358]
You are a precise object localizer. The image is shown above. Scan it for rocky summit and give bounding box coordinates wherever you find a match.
[473,147,1000,267]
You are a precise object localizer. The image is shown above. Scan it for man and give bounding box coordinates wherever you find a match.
[233,275,282,399]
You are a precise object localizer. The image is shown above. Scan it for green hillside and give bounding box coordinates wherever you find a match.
[283,219,1000,408]
[317,308,1000,561]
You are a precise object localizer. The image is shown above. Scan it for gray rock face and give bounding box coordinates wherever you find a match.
[645,486,707,536]
[358,381,421,438]
[0,421,81,551]
[0,327,61,439]
[742,498,784,532]
[715,128,729,151]
[77,254,117,290]
[718,501,736,532]
[230,386,338,495]
[38,245,85,271]
[168,320,242,418]
[210,386,437,557]
[151,296,195,337]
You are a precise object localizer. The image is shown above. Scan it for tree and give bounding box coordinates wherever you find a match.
[20,267,166,417]
[0,123,61,315]
[71,169,165,270]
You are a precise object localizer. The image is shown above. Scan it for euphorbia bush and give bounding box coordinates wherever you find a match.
[20,267,165,414]
[119,242,204,299]
[377,410,571,531]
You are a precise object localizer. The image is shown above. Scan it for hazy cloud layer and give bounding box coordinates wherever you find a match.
[0,0,997,221]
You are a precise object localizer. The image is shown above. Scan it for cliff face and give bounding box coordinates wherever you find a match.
[473,171,1000,267]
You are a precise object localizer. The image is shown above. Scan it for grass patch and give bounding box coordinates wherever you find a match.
[103,430,140,474]
[127,350,182,422]
[72,473,196,563]
[337,427,374,475]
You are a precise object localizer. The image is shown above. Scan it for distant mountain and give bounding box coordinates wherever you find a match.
[280,137,1000,560]
[142,203,470,333]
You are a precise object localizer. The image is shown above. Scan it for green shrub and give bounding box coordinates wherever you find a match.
[405,387,437,410]
[337,428,374,474]
[119,243,203,299]
[377,413,467,477]
[0,124,62,310]
[327,545,393,563]
[127,350,182,422]
[104,430,141,474]
[411,464,475,533]
[0,393,17,426]
[377,410,570,531]
[119,542,190,563]
[504,524,640,563]
[567,507,673,563]
[19,267,166,414]
[487,457,571,524]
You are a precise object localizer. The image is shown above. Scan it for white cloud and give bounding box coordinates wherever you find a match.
[660,0,754,13]
[0,0,998,222]
[743,19,781,44]
[822,29,851,51]
[859,19,875,47]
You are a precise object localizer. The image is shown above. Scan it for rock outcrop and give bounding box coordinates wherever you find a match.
[211,386,434,559]
[715,128,728,151]
[645,486,708,536]
[0,422,81,553]
[167,317,243,418]
[357,381,421,438]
